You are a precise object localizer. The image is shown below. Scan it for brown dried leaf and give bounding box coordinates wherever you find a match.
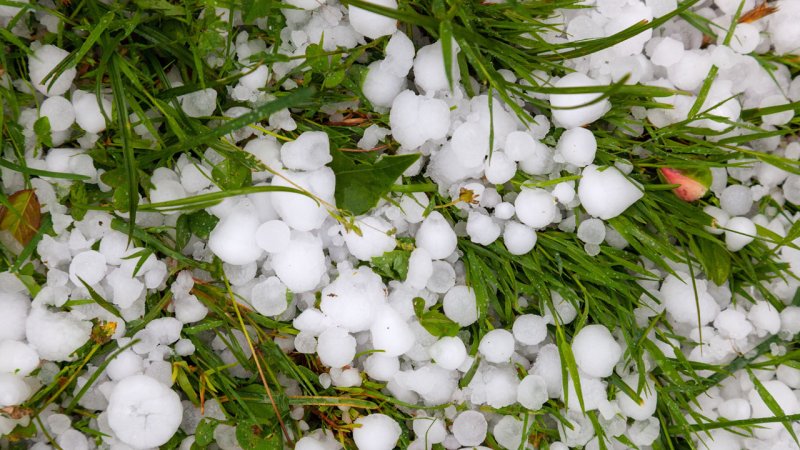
[739,2,778,23]
[0,189,42,246]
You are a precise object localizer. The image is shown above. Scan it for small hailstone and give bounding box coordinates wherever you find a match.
[358,124,391,150]
[0,340,39,376]
[317,327,357,368]
[748,301,781,336]
[667,51,712,91]
[728,23,760,54]
[504,131,537,162]
[178,88,217,118]
[503,221,537,255]
[364,354,400,381]
[415,211,457,259]
[270,168,336,231]
[660,274,719,326]
[517,374,548,410]
[577,218,606,245]
[512,314,548,346]
[478,329,515,364]
[382,31,415,77]
[452,410,488,447]
[390,90,450,149]
[617,374,657,420]
[0,373,32,407]
[72,90,111,134]
[146,318,183,345]
[412,417,446,445]
[515,188,556,229]
[405,248,433,290]
[344,216,397,261]
[47,414,72,435]
[428,336,467,370]
[69,250,107,286]
[280,131,332,171]
[714,309,753,340]
[494,416,524,450]
[717,398,751,420]
[427,261,456,293]
[255,220,291,254]
[494,202,515,220]
[485,152,517,184]
[557,128,597,167]
[467,211,501,245]
[370,305,415,357]
[413,40,460,94]
[106,350,144,381]
[549,73,611,129]
[571,324,621,378]
[443,286,478,327]
[174,295,208,324]
[363,61,406,108]
[650,37,684,67]
[724,217,756,252]
[40,96,76,131]
[578,165,643,220]
[0,292,31,341]
[349,0,398,39]
[28,45,76,96]
[251,276,289,316]
[271,231,326,293]
[353,414,401,450]
[321,266,385,332]
[719,185,753,216]
[208,207,264,265]
[777,364,800,389]
[107,375,183,449]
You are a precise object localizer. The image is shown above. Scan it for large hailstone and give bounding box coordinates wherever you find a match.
[207,206,264,265]
[25,307,91,361]
[578,165,643,220]
[571,324,621,378]
[107,375,183,449]
[28,45,76,96]
[549,73,610,129]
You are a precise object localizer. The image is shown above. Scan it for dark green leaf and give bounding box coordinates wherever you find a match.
[697,239,730,286]
[323,69,346,88]
[331,151,420,215]
[69,182,89,221]
[33,116,52,147]
[212,158,252,190]
[371,249,410,279]
[419,310,460,337]
[242,0,274,22]
[188,210,219,239]
[194,418,218,448]
[175,214,191,250]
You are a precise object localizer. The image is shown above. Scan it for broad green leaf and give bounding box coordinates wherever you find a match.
[418,310,460,337]
[697,239,730,286]
[188,210,220,239]
[194,418,219,448]
[331,151,420,215]
[371,249,410,280]
[69,182,89,221]
[212,158,252,190]
[33,116,52,147]
[0,189,42,246]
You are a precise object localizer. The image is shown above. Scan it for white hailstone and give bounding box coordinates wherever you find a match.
[69,250,107,286]
[760,95,794,127]
[572,325,621,378]
[353,414,401,450]
[28,45,76,96]
[504,131,537,162]
[415,211,457,260]
[105,350,144,381]
[382,31,415,77]
[405,247,433,290]
[18,306,86,362]
[428,336,467,370]
[714,309,753,340]
[295,437,327,450]
[494,416,524,450]
[503,221,537,255]
[724,217,756,252]
[617,374,658,420]
[321,266,386,332]
[57,430,88,450]
[316,327,356,368]
[239,65,269,91]
[40,96,75,132]
[349,0,398,40]
[72,90,111,134]
[370,305,415,356]
[517,374,548,410]
[748,380,800,438]
[578,165,643,220]
[451,122,490,169]
[178,88,217,118]
[467,211,501,245]
[512,314,548,346]
[777,364,800,389]
[452,410,488,447]
[244,137,282,169]
[390,90,450,149]
[650,36,684,67]
[494,202,515,220]
[271,231,326,293]
[0,340,39,376]
[703,206,729,235]
[728,23,760,54]
[549,73,611,129]
[485,152,517,184]
[667,51,712,91]
[208,207,264,265]
[717,398,751,420]
[255,220,291,254]
[443,286,478,327]
[344,216,397,261]
[780,306,800,336]
[660,274,719,326]
[413,40,460,94]
[280,131,332,171]
[108,375,183,449]
[0,292,30,341]
[515,188,556,229]
[719,185,753,216]
[0,373,32,407]
[150,179,187,205]
[628,417,660,447]
[146,318,182,345]
[270,167,336,231]
[363,61,406,108]
[108,268,145,309]
[174,295,208,324]
[47,414,72,435]
[577,218,606,245]
[478,329,515,364]
[251,276,289,316]
[748,301,781,336]
[557,128,597,167]
[425,261,455,294]
[99,230,131,265]
[769,0,800,55]
[412,417,446,444]
[364,354,400,381]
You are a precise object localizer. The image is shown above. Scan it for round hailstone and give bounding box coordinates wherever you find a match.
[107,375,183,449]
[452,410,488,447]
[549,73,610,129]
[270,167,335,231]
[660,274,719,326]
[362,61,406,108]
[617,374,658,420]
[650,36,684,67]
[0,373,32,407]
[321,266,386,332]
[405,247,433,291]
[0,340,39,376]
[353,414,401,450]
[719,185,753,216]
[428,336,467,370]
[728,22,759,54]
[178,88,217,118]
[255,220,291,254]
[713,309,753,340]
[0,292,30,341]
[443,286,478,326]
[667,50,712,91]
[280,131,332,171]
[748,301,781,335]
[72,90,111,134]
[412,417,446,445]
[578,165,643,220]
[69,250,107,286]
[512,314,548,346]
[250,276,288,317]
[503,221,537,255]
[725,217,756,252]
[466,211,501,245]
[485,152,517,184]
[413,40,460,95]
[717,398,751,421]
[370,305,415,357]
[571,324,621,378]
[451,122,489,169]
[557,128,597,167]
[28,45,76,96]
[344,216,397,261]
[748,380,800,438]
[105,350,144,381]
[382,31,415,77]
[577,218,606,245]
[415,211,457,259]
[364,354,400,381]
[517,374,548,410]
[271,231,326,293]
[40,96,75,132]
[349,0,398,40]
[494,416,524,450]
[390,90,450,149]
[239,65,269,91]
[515,188,556,229]
[478,329,515,364]
[317,327,356,369]
[208,207,264,266]
[504,131,537,162]
[150,179,187,205]
[532,344,563,398]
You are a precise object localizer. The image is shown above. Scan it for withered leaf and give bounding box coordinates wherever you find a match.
[0,189,42,246]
